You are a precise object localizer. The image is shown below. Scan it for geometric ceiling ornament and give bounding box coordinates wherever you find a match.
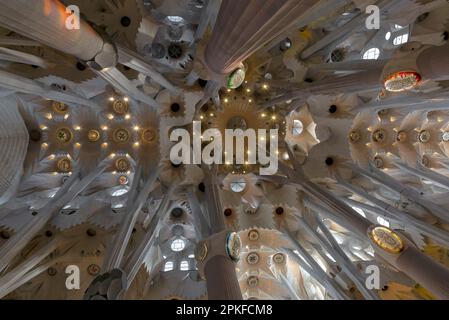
[248,229,260,241]
[112,98,129,115]
[113,128,130,143]
[52,101,69,114]
[87,264,101,276]
[142,128,156,143]
[247,275,259,288]
[87,129,101,142]
[115,157,131,172]
[56,157,72,173]
[348,130,361,143]
[55,128,73,144]
[272,253,286,265]
[246,252,260,265]
[372,129,387,144]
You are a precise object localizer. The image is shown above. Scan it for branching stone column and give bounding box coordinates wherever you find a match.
[195,166,242,300]
[0,163,107,272]
[0,0,117,69]
[204,0,318,75]
[277,152,373,238]
[103,165,159,271]
[393,160,449,191]
[350,163,449,223]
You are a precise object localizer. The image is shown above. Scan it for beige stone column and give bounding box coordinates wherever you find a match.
[204,255,243,300]
[197,167,243,300]
[204,0,317,75]
[0,0,116,69]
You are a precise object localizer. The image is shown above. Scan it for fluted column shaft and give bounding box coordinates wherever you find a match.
[204,255,243,300]
[201,167,242,300]
[204,0,317,74]
[0,0,115,67]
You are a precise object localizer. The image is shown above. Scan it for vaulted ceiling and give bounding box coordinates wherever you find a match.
[0,0,449,300]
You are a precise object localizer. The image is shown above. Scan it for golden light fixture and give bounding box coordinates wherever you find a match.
[87,129,100,142]
[52,101,69,114]
[118,175,128,185]
[349,130,361,143]
[112,99,129,115]
[246,252,260,265]
[142,128,156,143]
[113,128,130,143]
[273,253,286,264]
[56,157,72,173]
[247,276,259,288]
[55,128,73,144]
[372,129,387,144]
[115,157,131,172]
[248,229,259,241]
[368,226,404,254]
